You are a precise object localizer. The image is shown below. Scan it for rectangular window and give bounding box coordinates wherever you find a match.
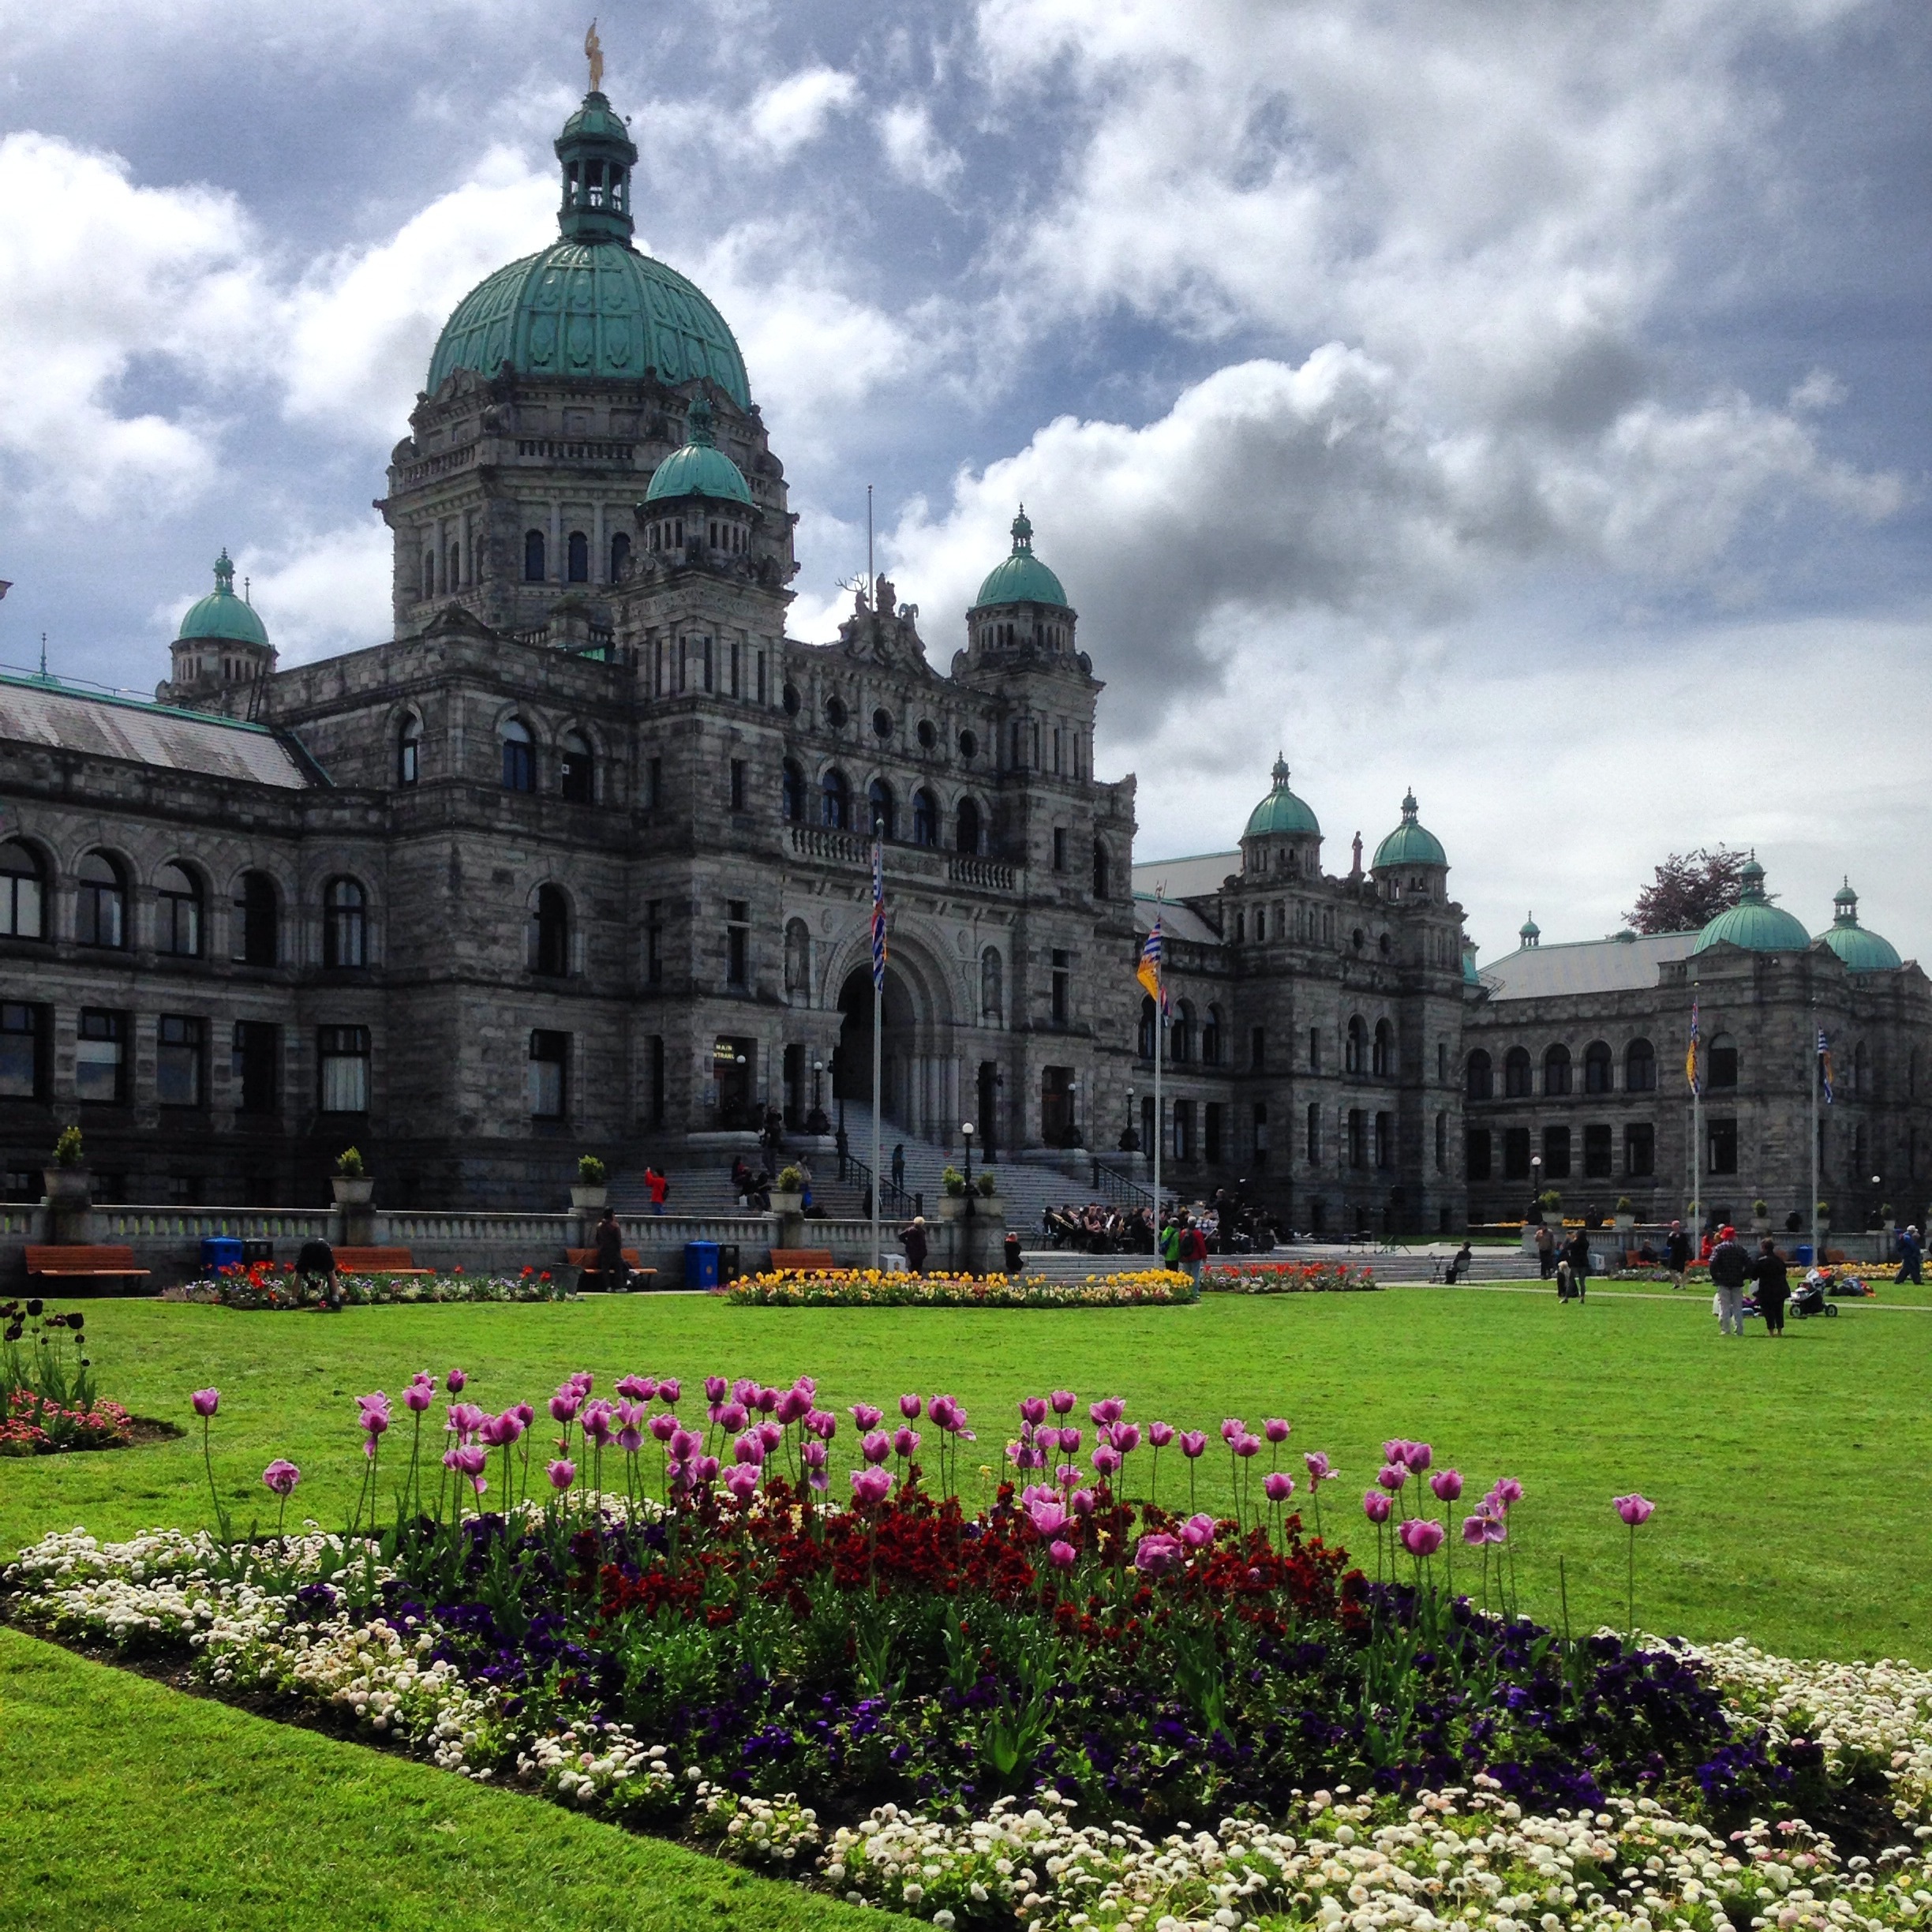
[233,1021,279,1114]
[1435,1110,1447,1172]
[648,1033,665,1128]
[1204,1101,1222,1163]
[646,900,664,987]
[76,1009,126,1103]
[1050,949,1069,1025]
[0,1002,43,1100]
[1251,1025,1266,1072]
[702,637,714,694]
[1173,1098,1193,1161]
[1375,1110,1392,1169]
[1305,1102,1320,1164]
[729,758,747,811]
[1346,1107,1365,1168]
[756,647,767,705]
[653,637,665,696]
[1052,826,1068,871]
[156,1015,204,1107]
[729,638,741,698]
[318,1024,370,1114]
[1624,1121,1655,1177]
[528,1029,568,1119]
[1503,1126,1531,1179]
[676,638,687,693]
[1467,1127,1493,1181]
[1253,1101,1270,1161]
[1308,1027,1320,1072]
[1708,1116,1739,1175]
[1583,1122,1613,1178]
[646,756,663,809]
[726,900,749,987]
[1543,1124,1571,1179]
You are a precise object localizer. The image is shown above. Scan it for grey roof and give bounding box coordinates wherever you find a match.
[1131,849,1239,903]
[0,675,314,790]
[1479,930,1698,1001]
[1132,893,1222,945]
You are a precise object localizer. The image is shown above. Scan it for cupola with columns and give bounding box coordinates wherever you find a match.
[160,550,275,708]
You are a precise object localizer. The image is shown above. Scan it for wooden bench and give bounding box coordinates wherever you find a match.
[565,1247,657,1292]
[770,1248,837,1272]
[25,1245,151,1286]
[333,1246,433,1277]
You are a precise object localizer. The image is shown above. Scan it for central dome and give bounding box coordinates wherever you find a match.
[1693,856,1810,954]
[425,89,751,406]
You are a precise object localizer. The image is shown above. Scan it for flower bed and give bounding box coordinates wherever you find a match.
[1200,1261,1380,1294]
[2,1299,130,1453]
[2,1388,133,1455]
[12,1368,1932,1930]
[722,1267,1197,1307]
[174,1263,570,1309]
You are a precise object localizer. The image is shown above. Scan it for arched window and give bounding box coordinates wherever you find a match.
[155,862,202,957]
[0,840,44,939]
[1544,1043,1572,1095]
[820,768,850,830]
[324,877,367,968]
[567,530,590,582]
[76,851,125,949]
[784,919,811,1002]
[528,884,569,977]
[1583,1040,1613,1094]
[1625,1038,1657,1091]
[500,718,535,792]
[232,871,278,966]
[1345,1016,1367,1075]
[980,947,1004,1024]
[781,759,806,823]
[1138,994,1157,1061]
[912,788,939,848]
[1202,1004,1223,1065]
[560,730,594,803]
[1172,1001,1196,1064]
[955,796,981,855]
[609,531,631,581]
[1503,1046,1533,1098]
[1709,1032,1739,1089]
[1092,841,1109,899]
[1372,1019,1393,1078]
[867,777,896,841]
[523,530,546,582]
[397,713,421,787]
[1466,1050,1493,1100]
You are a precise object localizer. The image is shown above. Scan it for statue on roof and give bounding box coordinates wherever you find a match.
[585,20,605,92]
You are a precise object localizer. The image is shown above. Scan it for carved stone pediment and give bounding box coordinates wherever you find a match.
[837,575,934,674]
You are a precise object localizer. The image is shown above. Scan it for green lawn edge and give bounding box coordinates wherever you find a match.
[0,1626,915,1932]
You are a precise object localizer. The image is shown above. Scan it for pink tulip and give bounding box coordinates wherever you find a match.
[1490,1477,1525,1510]
[649,1413,678,1444]
[1376,1462,1408,1493]
[703,1375,728,1402]
[549,1391,581,1425]
[616,1375,657,1401]
[1264,1417,1291,1443]
[1430,1468,1462,1503]
[850,1402,883,1430]
[1050,1390,1076,1413]
[656,1379,680,1405]
[1234,1433,1262,1459]
[1148,1421,1175,1448]
[1028,1496,1068,1538]
[1304,1451,1333,1484]
[805,1409,837,1440]
[1133,1532,1185,1576]
[800,1440,828,1471]
[1614,1492,1655,1526]
[1178,1430,1208,1459]
[1091,1445,1121,1477]
[734,1377,758,1404]
[754,1386,779,1414]
[732,1432,765,1466]
[1055,1463,1081,1487]
[1089,1397,1125,1427]
[775,1389,811,1425]
[1362,1489,1393,1523]
[261,1458,301,1497]
[1020,1397,1048,1426]
[444,1368,466,1394]
[1263,1472,1294,1503]
[694,1455,719,1483]
[850,1466,892,1506]
[191,1388,221,1418]
[1381,1437,1411,1462]
[668,1426,701,1460]
[1070,1488,1097,1516]
[1402,1441,1433,1475]
[616,1424,643,1453]
[1220,1417,1245,1444]
[1046,1539,1077,1571]
[1463,1510,1507,1545]
[547,1459,575,1490]
[756,1419,783,1452]
[1178,1512,1217,1550]
[724,1465,760,1504]
[582,1404,615,1447]
[569,1371,594,1395]
[893,1426,921,1458]
[1058,1425,1082,1455]
[861,1431,891,1465]
[899,1394,922,1420]
[717,1402,748,1432]
[1398,1517,1445,1557]
[403,1382,434,1414]
[512,1402,534,1428]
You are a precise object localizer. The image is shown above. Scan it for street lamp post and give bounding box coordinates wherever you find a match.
[1122,1087,1139,1153]
[961,1121,975,1224]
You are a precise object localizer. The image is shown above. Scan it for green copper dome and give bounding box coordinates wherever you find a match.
[1816,880,1902,972]
[644,395,752,505]
[1244,755,1322,840]
[425,92,751,406]
[177,550,268,649]
[1693,856,1810,954]
[1372,789,1447,869]
[973,507,1069,608]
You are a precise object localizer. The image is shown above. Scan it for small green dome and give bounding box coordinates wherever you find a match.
[973,507,1069,608]
[1519,912,1541,942]
[1372,789,1447,870]
[1244,754,1322,840]
[177,550,268,649]
[1815,879,1902,972]
[643,395,753,505]
[1694,856,1810,953]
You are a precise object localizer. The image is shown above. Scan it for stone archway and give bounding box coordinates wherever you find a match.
[829,927,961,1141]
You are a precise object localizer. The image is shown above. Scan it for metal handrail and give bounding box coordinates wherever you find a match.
[1088,1158,1157,1210]
[837,1145,918,1221]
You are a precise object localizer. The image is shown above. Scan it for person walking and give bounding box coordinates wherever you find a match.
[593,1206,631,1294]
[1535,1222,1556,1280]
[1178,1216,1208,1289]
[1754,1236,1790,1335]
[1159,1214,1182,1271]
[890,1143,906,1193]
[900,1215,928,1275]
[1709,1223,1750,1336]
[644,1165,670,1215]
[1564,1226,1591,1303]
[1664,1219,1691,1290]
[1896,1223,1923,1286]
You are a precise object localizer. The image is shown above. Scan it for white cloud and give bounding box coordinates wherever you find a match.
[747,66,859,159]
[0,133,265,517]
[233,522,395,665]
[879,100,963,193]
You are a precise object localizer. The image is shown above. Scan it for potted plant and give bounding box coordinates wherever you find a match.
[331,1146,374,1208]
[43,1125,89,1208]
[571,1153,608,1211]
[1612,1195,1636,1234]
[975,1166,999,1197]
[768,1164,804,1215]
[1751,1196,1772,1234]
[938,1166,970,1218]
[1537,1188,1562,1222]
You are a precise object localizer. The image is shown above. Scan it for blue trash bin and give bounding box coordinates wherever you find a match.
[1795,1243,1814,1265]
[200,1236,245,1275]
[683,1241,721,1290]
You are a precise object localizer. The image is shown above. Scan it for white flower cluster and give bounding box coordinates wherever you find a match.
[6,1526,233,1644]
[695,1781,822,1865]
[517,1724,678,1815]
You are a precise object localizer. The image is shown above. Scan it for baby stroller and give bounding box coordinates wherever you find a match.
[1791,1276,1838,1319]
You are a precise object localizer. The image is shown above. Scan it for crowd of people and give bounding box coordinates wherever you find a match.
[1040,1190,1281,1258]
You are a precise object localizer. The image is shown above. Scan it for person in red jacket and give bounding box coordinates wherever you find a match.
[1178,1217,1209,1287]
[644,1166,669,1215]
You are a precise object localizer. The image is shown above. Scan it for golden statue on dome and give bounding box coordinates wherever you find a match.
[585,20,604,93]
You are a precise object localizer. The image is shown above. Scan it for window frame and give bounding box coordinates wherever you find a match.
[155,862,203,958]
[323,877,369,970]
[0,841,46,940]
[528,1028,569,1120]
[76,1007,128,1104]
[75,852,126,950]
[155,1013,206,1108]
[317,1024,371,1114]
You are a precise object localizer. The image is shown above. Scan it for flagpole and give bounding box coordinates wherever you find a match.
[1690,984,1702,1237]
[1153,887,1165,1221]
[1810,1005,1820,1266]
[871,837,883,1272]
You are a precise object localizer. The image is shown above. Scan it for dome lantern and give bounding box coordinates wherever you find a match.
[1519,912,1541,949]
[167,548,275,702]
[972,504,1071,612]
[1240,752,1322,871]
[1371,786,1447,874]
[1692,852,1811,954]
[1815,877,1903,972]
[554,87,638,247]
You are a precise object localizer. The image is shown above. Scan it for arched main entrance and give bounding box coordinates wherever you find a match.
[833,954,960,1140]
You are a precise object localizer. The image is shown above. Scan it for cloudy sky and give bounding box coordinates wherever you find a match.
[1,0,1926,964]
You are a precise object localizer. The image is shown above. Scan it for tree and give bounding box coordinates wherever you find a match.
[1626,847,1750,934]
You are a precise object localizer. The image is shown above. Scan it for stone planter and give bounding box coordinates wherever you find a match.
[767,1190,803,1218]
[1612,1214,1635,1234]
[570,1185,608,1211]
[331,1176,375,1208]
[43,1166,91,1209]
[936,1193,970,1220]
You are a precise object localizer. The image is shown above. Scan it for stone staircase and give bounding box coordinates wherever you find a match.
[606,1152,866,1219]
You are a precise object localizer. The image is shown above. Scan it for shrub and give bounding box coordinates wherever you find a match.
[941,1166,966,1197]
[1615,1195,1634,1213]
[51,1125,84,1168]
[774,1165,803,1193]
[975,1165,998,1196]
[577,1154,608,1185]
[334,1146,365,1178]
[1537,1188,1562,1211]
